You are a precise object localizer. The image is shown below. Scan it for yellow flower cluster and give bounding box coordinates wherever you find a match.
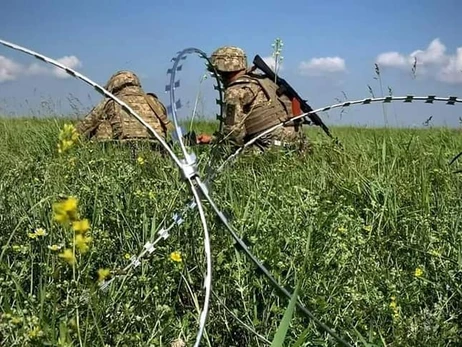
[57,123,79,154]
[170,251,182,263]
[97,268,111,282]
[137,156,145,165]
[27,227,47,239]
[389,296,400,320]
[52,196,92,265]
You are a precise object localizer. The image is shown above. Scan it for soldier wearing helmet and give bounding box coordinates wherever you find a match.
[76,70,173,142]
[197,46,304,151]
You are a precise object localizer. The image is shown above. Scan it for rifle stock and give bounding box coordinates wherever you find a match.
[252,54,333,139]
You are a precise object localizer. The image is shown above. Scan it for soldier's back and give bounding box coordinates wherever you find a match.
[107,86,166,141]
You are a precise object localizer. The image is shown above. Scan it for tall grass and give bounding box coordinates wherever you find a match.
[1,116,461,346]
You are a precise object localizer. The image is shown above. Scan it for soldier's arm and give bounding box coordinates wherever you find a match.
[105,101,123,139]
[222,84,256,145]
[145,93,174,132]
[160,107,174,133]
[159,101,174,131]
[75,100,107,138]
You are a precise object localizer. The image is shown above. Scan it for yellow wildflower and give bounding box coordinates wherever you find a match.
[74,234,92,253]
[124,253,131,260]
[58,249,76,265]
[363,225,372,232]
[53,196,79,224]
[35,228,47,237]
[137,156,145,165]
[97,268,111,282]
[389,296,400,320]
[61,196,78,212]
[414,267,423,278]
[72,219,90,234]
[57,124,79,153]
[28,326,42,339]
[28,232,37,239]
[47,244,62,251]
[337,226,347,233]
[170,251,182,263]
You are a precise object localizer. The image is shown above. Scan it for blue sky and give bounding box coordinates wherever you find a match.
[0,0,460,127]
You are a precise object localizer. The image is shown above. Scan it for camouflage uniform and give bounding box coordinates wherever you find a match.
[75,70,172,142]
[210,46,305,151]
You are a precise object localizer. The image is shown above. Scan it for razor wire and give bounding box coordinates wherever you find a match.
[121,56,462,344]
[145,91,462,346]
[0,39,353,346]
[3,37,461,347]
[0,38,212,347]
[102,47,226,301]
[165,47,220,345]
[164,50,353,345]
[165,47,228,186]
[101,53,462,346]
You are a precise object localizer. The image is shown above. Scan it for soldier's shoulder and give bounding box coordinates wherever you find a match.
[229,74,262,86]
[225,83,255,101]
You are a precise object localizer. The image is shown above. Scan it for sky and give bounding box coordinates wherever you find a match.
[0,0,461,128]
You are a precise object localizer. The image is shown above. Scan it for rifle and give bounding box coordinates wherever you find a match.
[252,54,333,139]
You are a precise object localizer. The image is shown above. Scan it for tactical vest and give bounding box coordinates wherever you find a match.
[107,89,163,139]
[228,73,293,136]
[144,93,171,135]
[111,89,171,137]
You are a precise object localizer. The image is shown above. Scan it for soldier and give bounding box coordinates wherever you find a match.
[76,70,173,143]
[197,46,305,152]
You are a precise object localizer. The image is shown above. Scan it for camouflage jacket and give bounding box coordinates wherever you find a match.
[75,87,171,141]
[222,72,299,148]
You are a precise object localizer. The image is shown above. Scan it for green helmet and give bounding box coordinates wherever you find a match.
[105,70,141,93]
[210,46,247,72]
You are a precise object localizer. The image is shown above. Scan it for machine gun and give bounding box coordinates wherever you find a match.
[252,54,333,139]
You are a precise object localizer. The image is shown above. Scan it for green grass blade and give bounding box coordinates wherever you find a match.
[270,283,300,347]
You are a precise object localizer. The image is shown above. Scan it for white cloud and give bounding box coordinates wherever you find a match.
[438,47,462,83]
[0,55,22,82]
[376,52,408,67]
[53,56,82,78]
[298,56,346,76]
[25,62,48,76]
[261,55,284,72]
[375,38,462,84]
[0,54,83,83]
[409,38,447,65]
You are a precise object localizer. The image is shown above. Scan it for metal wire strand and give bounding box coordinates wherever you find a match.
[192,176,354,347]
[166,47,217,347]
[0,38,211,347]
[166,47,226,189]
[215,94,462,174]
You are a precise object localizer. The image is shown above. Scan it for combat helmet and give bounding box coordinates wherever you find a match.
[210,46,247,72]
[105,70,141,93]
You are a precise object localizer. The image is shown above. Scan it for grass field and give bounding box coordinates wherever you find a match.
[1,116,461,346]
